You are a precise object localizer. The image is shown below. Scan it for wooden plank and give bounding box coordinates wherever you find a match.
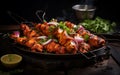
[109,45,120,66]
[0,25,20,31]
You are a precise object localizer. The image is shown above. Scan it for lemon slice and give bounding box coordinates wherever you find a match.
[0,54,22,68]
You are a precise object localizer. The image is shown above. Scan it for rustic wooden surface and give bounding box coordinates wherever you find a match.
[68,56,120,75]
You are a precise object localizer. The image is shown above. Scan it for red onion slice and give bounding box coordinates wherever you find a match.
[74,36,84,43]
[77,25,85,32]
[13,31,20,37]
[69,39,79,51]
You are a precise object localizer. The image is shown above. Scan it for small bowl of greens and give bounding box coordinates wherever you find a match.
[80,17,116,34]
[0,54,22,68]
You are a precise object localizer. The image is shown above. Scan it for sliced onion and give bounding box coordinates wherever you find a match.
[57,28,63,33]
[73,36,84,51]
[13,31,20,37]
[74,36,84,43]
[73,24,77,28]
[77,25,85,32]
[37,36,47,39]
[41,39,52,45]
[48,22,58,26]
[71,40,79,51]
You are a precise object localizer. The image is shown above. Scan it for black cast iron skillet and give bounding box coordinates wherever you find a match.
[10,38,108,60]
[6,11,109,60]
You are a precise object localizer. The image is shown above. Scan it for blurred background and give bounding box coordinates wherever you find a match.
[0,0,119,25]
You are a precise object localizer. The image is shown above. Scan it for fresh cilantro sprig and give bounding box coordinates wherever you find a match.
[80,17,116,34]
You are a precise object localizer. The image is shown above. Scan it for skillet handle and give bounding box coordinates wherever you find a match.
[80,51,96,60]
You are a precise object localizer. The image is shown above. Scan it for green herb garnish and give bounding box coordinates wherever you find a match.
[80,17,116,34]
[83,34,90,41]
[58,21,70,34]
[49,25,56,32]
[39,38,47,44]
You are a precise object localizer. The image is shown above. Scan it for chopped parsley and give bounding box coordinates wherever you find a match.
[80,17,116,34]
[58,21,70,34]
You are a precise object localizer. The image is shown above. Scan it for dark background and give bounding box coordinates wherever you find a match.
[0,0,119,25]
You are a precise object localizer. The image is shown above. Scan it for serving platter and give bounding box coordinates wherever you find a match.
[0,28,108,60]
[8,24,108,61]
